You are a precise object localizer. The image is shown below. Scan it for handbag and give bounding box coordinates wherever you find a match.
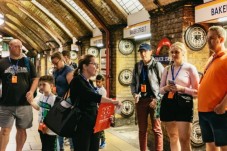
[44,90,81,137]
[160,92,193,121]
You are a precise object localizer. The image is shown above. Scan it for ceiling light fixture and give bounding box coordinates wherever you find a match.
[97,43,103,48]
[134,33,151,40]
[218,17,227,22]
[0,13,4,25]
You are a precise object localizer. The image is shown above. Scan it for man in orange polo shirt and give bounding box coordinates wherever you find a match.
[198,26,227,151]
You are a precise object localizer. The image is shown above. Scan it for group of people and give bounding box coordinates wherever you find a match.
[0,25,226,151]
[0,39,120,151]
[131,25,227,151]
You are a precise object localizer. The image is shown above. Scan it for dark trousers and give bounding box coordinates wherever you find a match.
[38,130,57,151]
[136,98,163,151]
[72,117,100,151]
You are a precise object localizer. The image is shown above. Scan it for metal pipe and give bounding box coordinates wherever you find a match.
[81,0,110,97]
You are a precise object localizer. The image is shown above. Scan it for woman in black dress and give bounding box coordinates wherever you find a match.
[70,54,120,151]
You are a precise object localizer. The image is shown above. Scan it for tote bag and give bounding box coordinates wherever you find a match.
[44,93,81,137]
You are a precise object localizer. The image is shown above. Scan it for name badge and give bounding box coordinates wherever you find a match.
[141,84,146,93]
[12,76,18,84]
[168,92,174,99]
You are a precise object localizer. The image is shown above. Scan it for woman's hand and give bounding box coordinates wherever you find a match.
[112,100,122,109]
[169,84,185,93]
[110,115,115,127]
[163,85,171,92]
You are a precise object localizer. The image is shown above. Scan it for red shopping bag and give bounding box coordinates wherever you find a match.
[94,103,114,133]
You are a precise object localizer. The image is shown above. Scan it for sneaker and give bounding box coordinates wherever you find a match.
[99,141,106,149]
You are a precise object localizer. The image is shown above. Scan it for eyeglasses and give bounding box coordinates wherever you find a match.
[89,62,99,68]
[52,59,60,66]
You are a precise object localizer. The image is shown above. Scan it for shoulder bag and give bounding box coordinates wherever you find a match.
[44,90,81,137]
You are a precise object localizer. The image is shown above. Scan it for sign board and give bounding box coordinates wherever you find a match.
[90,36,103,47]
[71,44,78,51]
[100,58,106,70]
[100,48,106,57]
[123,21,150,39]
[195,0,227,23]
[100,69,106,75]
[153,55,170,65]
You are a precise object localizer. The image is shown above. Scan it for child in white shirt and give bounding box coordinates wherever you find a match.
[29,75,57,151]
[96,74,107,149]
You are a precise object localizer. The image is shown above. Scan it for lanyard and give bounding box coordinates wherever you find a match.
[142,66,147,82]
[42,95,50,103]
[80,74,98,93]
[8,57,19,75]
[171,64,183,81]
[41,95,50,121]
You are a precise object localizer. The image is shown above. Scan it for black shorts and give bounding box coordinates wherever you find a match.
[199,112,227,146]
[160,93,193,122]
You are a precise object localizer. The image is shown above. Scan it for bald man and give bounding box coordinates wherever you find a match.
[0,39,39,151]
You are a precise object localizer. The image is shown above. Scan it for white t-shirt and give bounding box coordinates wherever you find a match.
[97,86,107,97]
[37,93,56,135]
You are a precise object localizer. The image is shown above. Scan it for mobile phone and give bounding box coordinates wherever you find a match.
[168,80,175,85]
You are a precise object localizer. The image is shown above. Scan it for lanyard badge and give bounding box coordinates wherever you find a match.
[9,57,19,84]
[141,66,147,93]
[12,75,18,84]
[141,84,146,93]
[168,92,174,99]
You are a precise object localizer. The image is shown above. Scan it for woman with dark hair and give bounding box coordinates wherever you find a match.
[70,54,121,151]
[51,52,74,151]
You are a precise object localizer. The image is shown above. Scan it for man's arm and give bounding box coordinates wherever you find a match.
[26,77,39,102]
[130,64,137,97]
[214,93,227,114]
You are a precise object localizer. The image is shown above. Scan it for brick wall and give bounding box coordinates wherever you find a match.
[151,5,210,72]
[147,4,210,150]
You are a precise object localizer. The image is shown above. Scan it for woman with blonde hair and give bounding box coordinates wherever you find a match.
[159,42,199,151]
